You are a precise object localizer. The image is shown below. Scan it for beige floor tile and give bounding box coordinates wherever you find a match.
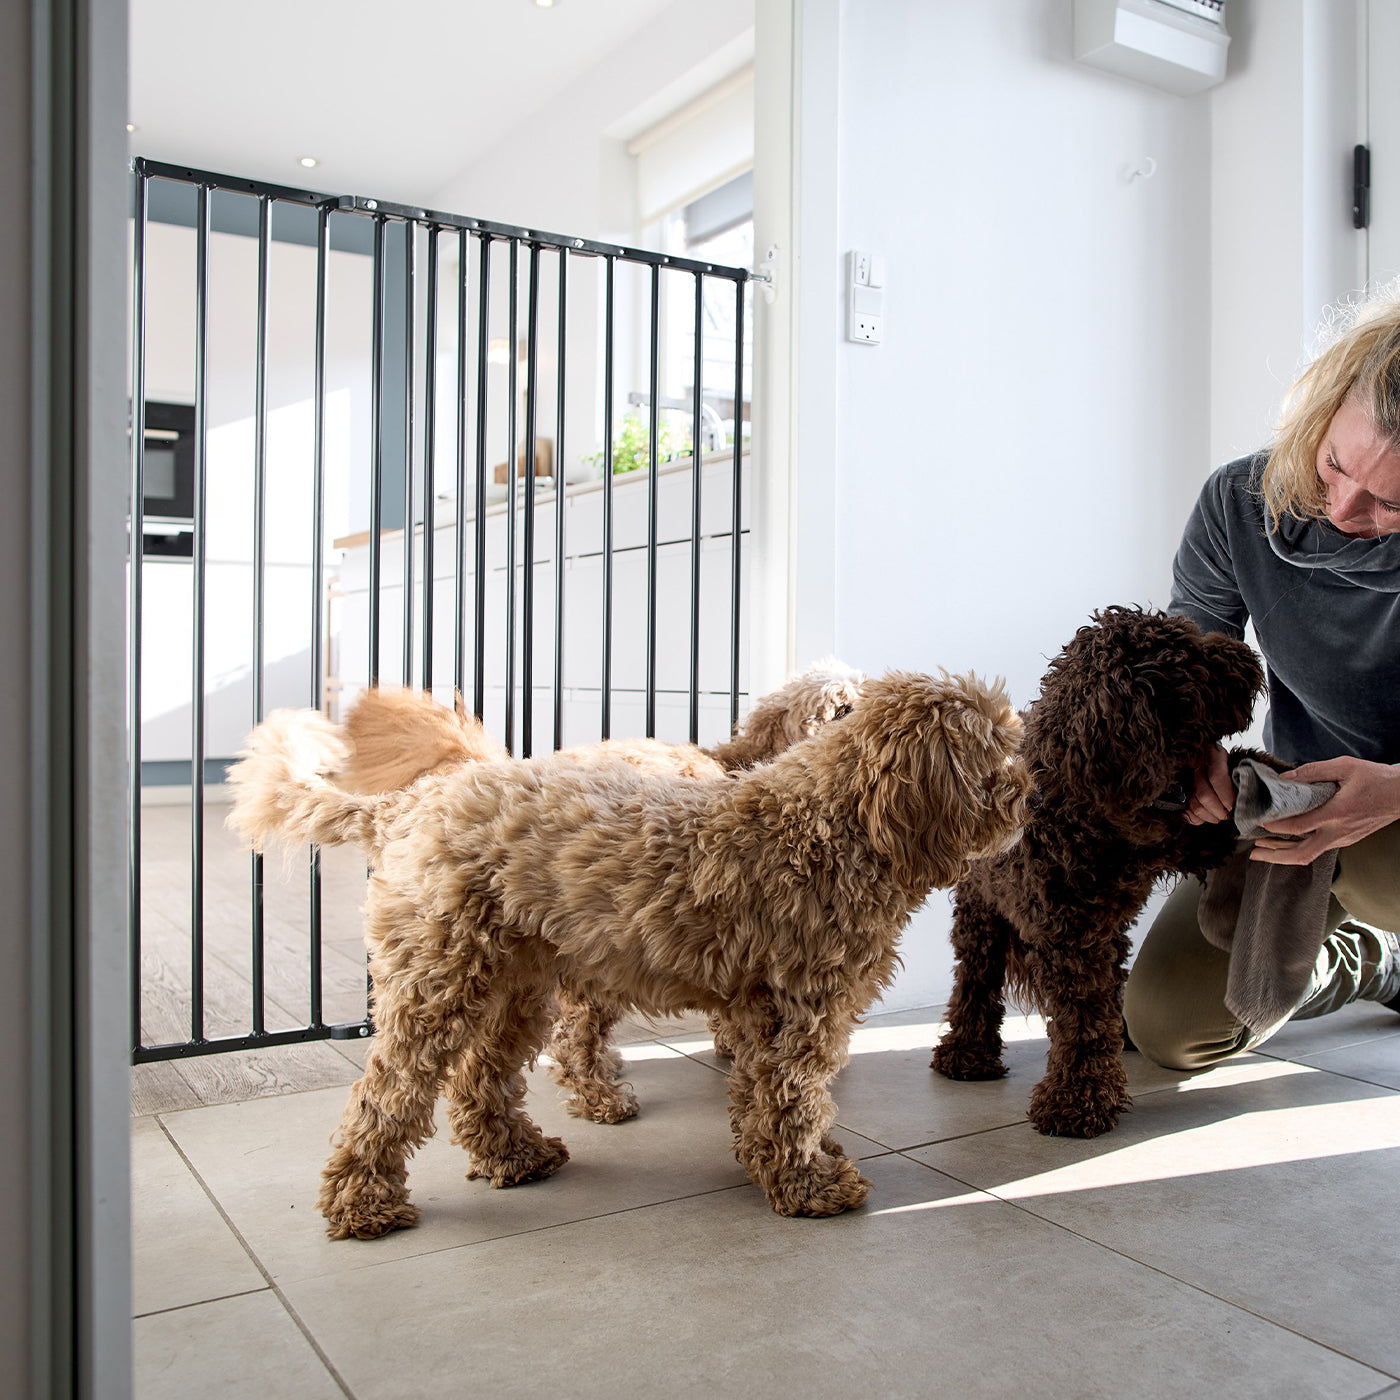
[162,1043,878,1286]
[664,1008,1191,1152]
[134,1290,343,1400]
[614,1008,713,1043]
[910,1059,1400,1376]
[130,1116,265,1317]
[1258,1001,1400,1061]
[279,1153,1385,1400]
[1284,1036,1400,1092]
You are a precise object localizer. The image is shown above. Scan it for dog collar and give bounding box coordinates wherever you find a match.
[1147,770,1193,813]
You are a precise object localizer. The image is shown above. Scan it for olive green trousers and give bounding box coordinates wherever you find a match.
[1123,820,1400,1071]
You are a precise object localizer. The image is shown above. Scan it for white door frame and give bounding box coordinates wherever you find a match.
[1367,0,1400,284]
[5,1,132,1395]
[751,0,841,694]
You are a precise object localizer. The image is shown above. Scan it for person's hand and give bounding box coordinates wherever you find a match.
[1185,744,1234,825]
[1249,757,1400,865]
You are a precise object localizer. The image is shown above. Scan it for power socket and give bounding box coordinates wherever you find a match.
[846,249,883,345]
[849,314,882,343]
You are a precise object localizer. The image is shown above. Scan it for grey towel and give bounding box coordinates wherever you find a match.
[1198,758,1339,1036]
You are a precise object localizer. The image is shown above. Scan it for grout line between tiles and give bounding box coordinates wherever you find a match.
[1253,1049,1400,1096]
[293,1180,761,1280]
[893,1148,1400,1388]
[134,1284,270,1320]
[858,1116,1038,1155]
[153,1116,361,1400]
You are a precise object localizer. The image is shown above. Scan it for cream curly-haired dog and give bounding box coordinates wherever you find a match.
[334,663,866,1123]
[227,670,1029,1234]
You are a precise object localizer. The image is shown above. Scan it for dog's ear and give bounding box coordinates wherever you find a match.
[731,702,794,764]
[712,664,864,768]
[853,673,1024,890]
[1200,631,1264,738]
[1029,635,1175,816]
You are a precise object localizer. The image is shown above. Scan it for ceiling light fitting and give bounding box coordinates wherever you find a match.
[299,156,319,169]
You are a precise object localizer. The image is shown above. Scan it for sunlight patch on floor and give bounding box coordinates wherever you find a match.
[538,1040,683,1068]
[665,1015,1049,1059]
[1170,1057,1313,1092]
[872,1091,1400,1217]
[845,1014,1049,1056]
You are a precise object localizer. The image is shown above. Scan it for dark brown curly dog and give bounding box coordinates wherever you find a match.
[930,606,1264,1138]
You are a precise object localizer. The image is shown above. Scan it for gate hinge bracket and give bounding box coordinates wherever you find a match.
[750,244,779,304]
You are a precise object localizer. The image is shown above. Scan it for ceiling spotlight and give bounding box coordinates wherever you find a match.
[126,123,138,133]
[534,0,556,8]
[299,156,319,169]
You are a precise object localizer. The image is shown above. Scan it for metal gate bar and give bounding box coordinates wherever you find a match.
[127,172,147,1058]
[646,264,661,739]
[504,239,519,754]
[189,182,210,1045]
[402,222,416,690]
[250,193,270,1037]
[367,214,385,687]
[421,228,438,691]
[553,250,568,750]
[690,271,704,743]
[309,202,330,1028]
[601,254,616,739]
[129,157,751,1063]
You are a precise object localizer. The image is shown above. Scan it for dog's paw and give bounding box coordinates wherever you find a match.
[707,1011,738,1060]
[468,1134,570,1188]
[317,1178,420,1241]
[1027,1077,1131,1139]
[930,1039,1008,1081]
[767,1153,872,1218]
[565,1081,639,1125]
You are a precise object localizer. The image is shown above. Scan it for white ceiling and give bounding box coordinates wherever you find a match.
[128,0,681,205]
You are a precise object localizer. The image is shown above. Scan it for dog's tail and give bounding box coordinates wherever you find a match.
[226,708,386,855]
[338,686,507,794]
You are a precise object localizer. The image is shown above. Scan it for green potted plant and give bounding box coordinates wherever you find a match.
[583,410,692,477]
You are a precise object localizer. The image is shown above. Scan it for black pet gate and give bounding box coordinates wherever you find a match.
[128,158,753,1065]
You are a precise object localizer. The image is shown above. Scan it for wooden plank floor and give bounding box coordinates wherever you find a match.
[131,796,373,1113]
[129,795,713,1115]
[128,800,722,1114]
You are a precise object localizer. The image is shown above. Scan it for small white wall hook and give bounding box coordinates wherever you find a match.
[1124,156,1158,183]
[750,243,779,304]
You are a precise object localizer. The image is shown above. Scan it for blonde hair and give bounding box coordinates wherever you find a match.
[1264,280,1400,525]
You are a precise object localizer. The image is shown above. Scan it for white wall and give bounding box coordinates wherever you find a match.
[1369,0,1400,284]
[1210,0,1366,466]
[825,0,1215,1009]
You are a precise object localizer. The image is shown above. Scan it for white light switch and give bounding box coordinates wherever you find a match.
[846,249,883,344]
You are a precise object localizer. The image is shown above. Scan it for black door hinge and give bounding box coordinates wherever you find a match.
[1354,144,1371,230]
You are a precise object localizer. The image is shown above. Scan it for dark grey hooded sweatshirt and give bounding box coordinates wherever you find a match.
[1169,453,1400,767]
